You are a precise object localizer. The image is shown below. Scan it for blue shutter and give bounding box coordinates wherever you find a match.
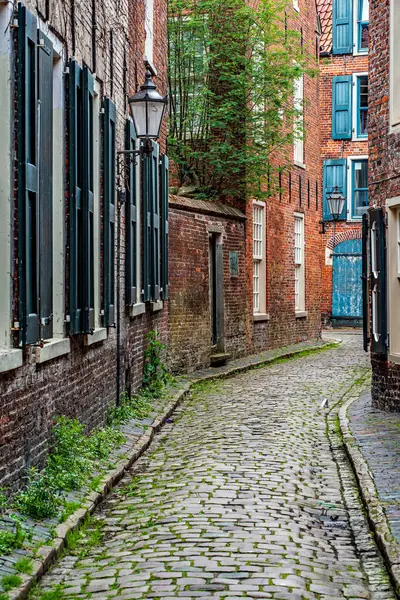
[332,0,353,54]
[323,159,347,221]
[332,76,352,139]
[104,98,116,327]
[18,5,40,345]
[160,154,169,300]
[125,119,137,306]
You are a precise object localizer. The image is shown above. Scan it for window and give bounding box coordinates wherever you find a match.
[351,159,368,219]
[293,0,299,12]
[390,0,400,129]
[293,75,304,165]
[356,75,368,137]
[145,0,154,63]
[294,214,305,312]
[253,203,266,314]
[356,0,369,52]
[387,198,400,361]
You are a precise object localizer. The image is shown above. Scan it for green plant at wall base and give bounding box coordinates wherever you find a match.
[168,0,316,200]
[14,468,61,520]
[15,557,33,575]
[142,331,169,395]
[1,574,22,592]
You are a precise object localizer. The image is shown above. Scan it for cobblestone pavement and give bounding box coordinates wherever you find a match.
[37,333,396,600]
[349,392,400,544]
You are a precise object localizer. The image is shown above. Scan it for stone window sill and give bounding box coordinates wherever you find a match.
[36,338,71,364]
[0,348,23,373]
[253,313,270,322]
[151,300,163,313]
[130,303,146,319]
[294,160,306,170]
[295,311,308,319]
[84,328,107,347]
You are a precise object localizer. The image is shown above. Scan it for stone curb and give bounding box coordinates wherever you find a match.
[339,394,400,597]
[8,338,338,600]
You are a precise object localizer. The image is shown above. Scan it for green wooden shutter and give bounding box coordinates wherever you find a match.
[370,208,387,355]
[160,154,169,300]
[18,5,40,345]
[332,76,352,140]
[362,212,370,352]
[69,59,83,334]
[332,0,353,54]
[38,31,54,341]
[322,159,347,221]
[143,150,152,302]
[104,98,116,326]
[83,67,95,333]
[125,120,137,306]
[151,142,160,301]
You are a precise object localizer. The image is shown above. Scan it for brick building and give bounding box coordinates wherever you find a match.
[365,0,400,411]
[0,0,169,487]
[317,0,369,327]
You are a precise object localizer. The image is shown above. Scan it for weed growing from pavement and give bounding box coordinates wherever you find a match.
[15,557,33,575]
[1,574,22,591]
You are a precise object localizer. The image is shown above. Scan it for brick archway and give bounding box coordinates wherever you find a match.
[326,229,362,251]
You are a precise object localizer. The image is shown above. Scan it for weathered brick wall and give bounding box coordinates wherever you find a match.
[319,48,368,322]
[251,0,323,351]
[0,0,168,489]
[368,0,400,411]
[167,198,248,372]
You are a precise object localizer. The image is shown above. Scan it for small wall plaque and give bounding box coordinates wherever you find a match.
[229,251,239,277]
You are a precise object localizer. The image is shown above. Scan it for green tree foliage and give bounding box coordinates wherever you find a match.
[168,0,316,200]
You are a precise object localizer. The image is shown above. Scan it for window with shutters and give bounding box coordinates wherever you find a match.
[293,74,304,166]
[386,198,400,362]
[253,202,266,314]
[390,0,400,130]
[354,0,369,53]
[353,74,368,139]
[294,213,305,312]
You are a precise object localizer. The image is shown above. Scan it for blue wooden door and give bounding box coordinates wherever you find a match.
[332,239,362,319]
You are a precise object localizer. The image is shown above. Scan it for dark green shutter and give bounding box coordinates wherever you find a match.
[83,67,95,333]
[38,31,54,341]
[160,154,169,300]
[69,59,83,334]
[151,142,160,301]
[323,159,347,221]
[332,76,352,140]
[362,212,370,352]
[104,98,116,326]
[18,5,40,345]
[370,208,387,355]
[143,150,152,302]
[125,120,137,306]
[332,0,353,54]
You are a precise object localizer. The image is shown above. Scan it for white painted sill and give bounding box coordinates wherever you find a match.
[84,328,107,347]
[35,338,71,364]
[130,303,146,319]
[0,348,23,373]
[253,313,270,322]
[151,300,163,313]
[295,311,308,318]
[294,160,306,170]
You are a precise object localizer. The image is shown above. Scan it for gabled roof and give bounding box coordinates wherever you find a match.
[316,0,332,54]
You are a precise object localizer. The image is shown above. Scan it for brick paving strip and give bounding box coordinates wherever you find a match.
[21,332,396,600]
[2,337,340,600]
[340,388,400,595]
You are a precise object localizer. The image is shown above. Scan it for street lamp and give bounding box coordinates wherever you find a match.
[327,187,345,221]
[128,70,168,151]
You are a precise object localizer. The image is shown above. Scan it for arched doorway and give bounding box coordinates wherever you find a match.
[332,239,362,326]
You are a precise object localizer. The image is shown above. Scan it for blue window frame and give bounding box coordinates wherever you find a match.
[351,159,368,219]
[357,0,369,52]
[356,75,368,138]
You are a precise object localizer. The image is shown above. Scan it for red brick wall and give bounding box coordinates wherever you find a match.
[167,203,249,372]
[368,0,400,411]
[319,33,368,322]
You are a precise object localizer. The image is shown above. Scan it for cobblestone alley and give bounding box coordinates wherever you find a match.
[36,333,396,600]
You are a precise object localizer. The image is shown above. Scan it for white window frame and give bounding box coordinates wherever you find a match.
[130,134,145,317]
[293,74,304,168]
[352,72,368,141]
[346,155,369,221]
[386,197,400,363]
[390,0,400,132]
[293,0,300,12]
[353,0,369,55]
[253,201,266,316]
[294,212,305,314]
[144,0,154,65]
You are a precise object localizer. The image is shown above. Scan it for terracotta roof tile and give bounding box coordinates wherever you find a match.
[317,0,332,53]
